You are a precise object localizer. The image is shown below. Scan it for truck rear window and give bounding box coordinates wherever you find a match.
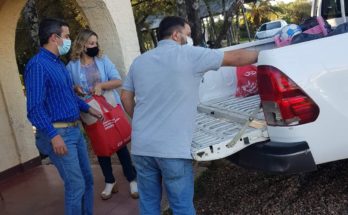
[321,0,348,19]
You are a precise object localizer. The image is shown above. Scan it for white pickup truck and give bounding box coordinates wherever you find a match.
[191,0,348,174]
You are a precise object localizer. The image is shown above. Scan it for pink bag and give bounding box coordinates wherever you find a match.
[275,16,331,47]
[301,16,330,36]
[274,34,291,47]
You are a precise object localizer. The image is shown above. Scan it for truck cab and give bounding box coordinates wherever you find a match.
[312,0,348,26]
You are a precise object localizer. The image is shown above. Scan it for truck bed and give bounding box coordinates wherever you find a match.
[191,38,275,161]
[191,95,269,161]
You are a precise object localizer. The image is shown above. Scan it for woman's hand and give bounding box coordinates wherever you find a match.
[74,85,86,96]
[93,83,103,96]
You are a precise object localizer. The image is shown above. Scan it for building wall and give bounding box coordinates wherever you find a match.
[0,83,21,172]
[0,0,38,173]
[0,0,140,174]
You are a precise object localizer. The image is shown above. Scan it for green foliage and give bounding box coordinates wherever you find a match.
[131,0,176,52]
[132,0,176,22]
[277,0,312,24]
[16,0,89,75]
[131,0,312,49]
[245,0,283,33]
[242,0,311,40]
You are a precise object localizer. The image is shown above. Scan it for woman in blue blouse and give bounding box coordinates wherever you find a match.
[67,29,138,200]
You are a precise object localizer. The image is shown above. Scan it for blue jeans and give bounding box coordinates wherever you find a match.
[132,155,195,215]
[97,146,136,183]
[36,126,94,215]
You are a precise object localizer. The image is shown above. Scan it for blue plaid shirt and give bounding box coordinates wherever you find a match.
[25,48,90,139]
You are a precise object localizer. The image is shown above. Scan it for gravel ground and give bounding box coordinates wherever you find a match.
[194,159,348,215]
[84,135,348,215]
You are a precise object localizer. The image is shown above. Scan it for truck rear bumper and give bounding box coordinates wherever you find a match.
[227,141,317,174]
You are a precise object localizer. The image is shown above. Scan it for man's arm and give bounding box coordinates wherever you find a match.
[222,49,259,67]
[121,90,135,118]
[25,63,67,155]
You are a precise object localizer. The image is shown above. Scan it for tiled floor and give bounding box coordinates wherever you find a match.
[0,164,139,215]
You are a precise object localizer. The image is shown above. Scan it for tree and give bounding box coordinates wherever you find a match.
[186,0,203,45]
[247,0,282,32]
[16,0,89,75]
[278,0,311,24]
[202,0,218,41]
[176,0,188,18]
[214,0,244,47]
[23,0,40,48]
[131,0,176,52]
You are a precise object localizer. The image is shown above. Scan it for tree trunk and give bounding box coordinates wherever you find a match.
[242,5,252,42]
[202,0,217,41]
[236,10,240,44]
[176,0,187,18]
[214,0,241,48]
[135,15,149,53]
[227,26,232,46]
[150,29,158,47]
[214,3,233,47]
[136,24,146,53]
[23,0,40,48]
[230,19,236,44]
[186,0,202,45]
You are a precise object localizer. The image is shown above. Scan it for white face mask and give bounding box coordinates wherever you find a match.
[186,36,194,46]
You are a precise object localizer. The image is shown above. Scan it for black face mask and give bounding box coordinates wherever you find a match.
[85,46,99,57]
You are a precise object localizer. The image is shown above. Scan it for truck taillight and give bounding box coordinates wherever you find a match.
[257,65,319,126]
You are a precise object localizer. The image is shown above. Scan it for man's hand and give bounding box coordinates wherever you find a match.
[88,107,104,121]
[51,135,68,156]
[74,85,87,96]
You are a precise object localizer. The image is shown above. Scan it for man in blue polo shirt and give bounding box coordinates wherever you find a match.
[25,18,102,215]
[121,16,259,215]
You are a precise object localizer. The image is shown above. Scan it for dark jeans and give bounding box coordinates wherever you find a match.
[97,146,136,183]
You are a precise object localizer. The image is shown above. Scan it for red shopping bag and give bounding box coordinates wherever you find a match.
[235,65,258,97]
[83,95,131,156]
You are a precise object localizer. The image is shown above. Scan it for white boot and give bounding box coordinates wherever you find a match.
[129,180,139,199]
[101,182,118,200]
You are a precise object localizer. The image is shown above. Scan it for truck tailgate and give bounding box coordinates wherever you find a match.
[191,38,275,161]
[192,95,269,161]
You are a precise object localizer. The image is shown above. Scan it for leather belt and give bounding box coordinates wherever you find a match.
[52,121,79,128]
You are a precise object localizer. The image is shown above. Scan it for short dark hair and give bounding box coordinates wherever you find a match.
[39,18,69,46]
[158,16,186,41]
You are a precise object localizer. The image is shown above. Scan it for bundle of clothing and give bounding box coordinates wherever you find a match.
[274,16,348,47]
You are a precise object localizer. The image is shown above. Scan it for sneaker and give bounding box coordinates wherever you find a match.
[100,182,118,200]
[129,181,139,199]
